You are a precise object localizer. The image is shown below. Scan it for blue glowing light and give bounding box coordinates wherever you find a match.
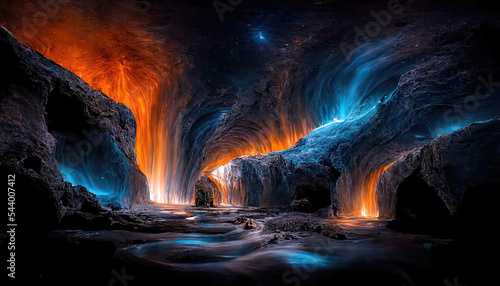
[432,125,463,137]
[428,120,472,138]
[281,251,329,267]
[56,135,129,203]
[307,41,412,126]
[195,223,215,226]
[258,31,265,40]
[167,238,211,245]
[59,166,111,196]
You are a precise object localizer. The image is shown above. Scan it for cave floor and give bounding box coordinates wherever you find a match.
[42,205,466,286]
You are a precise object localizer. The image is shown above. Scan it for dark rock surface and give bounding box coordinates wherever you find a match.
[264,214,347,240]
[61,185,107,213]
[207,153,340,211]
[194,174,216,207]
[0,27,149,228]
[378,120,500,233]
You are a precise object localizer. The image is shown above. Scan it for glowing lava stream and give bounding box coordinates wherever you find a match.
[340,153,408,218]
[357,164,394,218]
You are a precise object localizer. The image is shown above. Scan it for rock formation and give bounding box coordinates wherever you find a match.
[0,27,149,227]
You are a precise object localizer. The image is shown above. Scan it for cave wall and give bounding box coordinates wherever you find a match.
[377,120,500,218]
[0,27,149,224]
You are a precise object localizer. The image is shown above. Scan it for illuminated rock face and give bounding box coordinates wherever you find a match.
[377,120,500,224]
[0,27,149,223]
[194,175,216,207]
[199,13,500,216]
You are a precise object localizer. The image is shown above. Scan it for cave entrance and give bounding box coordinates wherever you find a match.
[388,168,452,235]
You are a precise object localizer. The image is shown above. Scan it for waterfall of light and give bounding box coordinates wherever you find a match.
[338,152,409,218]
[206,162,247,205]
[338,165,390,218]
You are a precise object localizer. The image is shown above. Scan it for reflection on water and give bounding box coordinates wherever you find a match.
[279,250,331,267]
[86,205,445,285]
[167,239,212,245]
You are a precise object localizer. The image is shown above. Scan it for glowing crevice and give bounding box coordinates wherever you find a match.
[338,152,408,218]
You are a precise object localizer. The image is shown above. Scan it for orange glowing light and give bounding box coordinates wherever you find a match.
[203,111,314,173]
[1,0,187,203]
[206,162,247,205]
[203,109,315,205]
[199,72,316,204]
[339,152,408,218]
[1,1,316,205]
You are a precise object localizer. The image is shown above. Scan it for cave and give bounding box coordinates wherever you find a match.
[387,168,453,235]
[1,0,499,285]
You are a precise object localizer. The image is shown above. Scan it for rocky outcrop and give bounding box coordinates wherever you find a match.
[0,27,149,226]
[61,185,107,213]
[378,120,500,233]
[200,153,340,212]
[264,215,347,240]
[194,174,216,207]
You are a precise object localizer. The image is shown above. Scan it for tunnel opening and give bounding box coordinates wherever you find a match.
[199,39,416,214]
[387,168,452,235]
[54,133,132,206]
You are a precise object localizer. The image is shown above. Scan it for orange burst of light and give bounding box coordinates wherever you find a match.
[1,1,316,205]
[203,104,314,174]
[340,152,408,218]
[1,0,187,203]
[203,108,315,205]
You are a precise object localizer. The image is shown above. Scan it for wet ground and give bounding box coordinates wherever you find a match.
[41,204,470,286]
